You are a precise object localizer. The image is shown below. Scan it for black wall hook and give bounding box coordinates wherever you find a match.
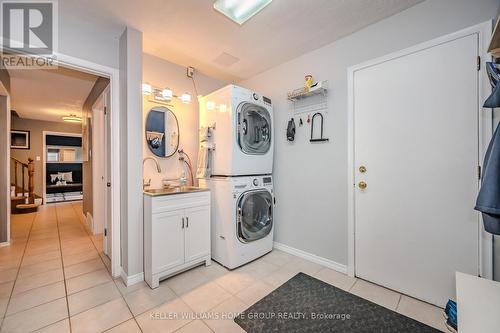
[310,112,329,142]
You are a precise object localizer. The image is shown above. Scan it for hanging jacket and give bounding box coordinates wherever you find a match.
[475,122,500,234]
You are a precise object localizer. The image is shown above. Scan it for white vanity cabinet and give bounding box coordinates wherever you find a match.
[144,190,211,288]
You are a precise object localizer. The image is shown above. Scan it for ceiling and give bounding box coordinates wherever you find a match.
[60,0,424,82]
[9,67,98,123]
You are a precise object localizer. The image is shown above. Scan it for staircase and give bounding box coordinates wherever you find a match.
[11,157,41,213]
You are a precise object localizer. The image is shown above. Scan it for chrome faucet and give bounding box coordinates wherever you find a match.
[143,157,162,189]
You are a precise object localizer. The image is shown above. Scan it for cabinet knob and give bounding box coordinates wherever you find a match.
[182,217,185,228]
[186,217,189,228]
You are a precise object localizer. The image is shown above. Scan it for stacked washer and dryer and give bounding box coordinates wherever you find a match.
[198,85,274,269]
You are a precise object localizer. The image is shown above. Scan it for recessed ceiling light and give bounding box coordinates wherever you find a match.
[62,114,82,123]
[214,0,272,25]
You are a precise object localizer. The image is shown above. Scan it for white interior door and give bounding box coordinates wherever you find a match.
[353,33,480,307]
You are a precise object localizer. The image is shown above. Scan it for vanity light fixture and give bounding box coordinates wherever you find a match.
[142,83,192,105]
[219,104,227,112]
[214,0,273,25]
[62,114,82,123]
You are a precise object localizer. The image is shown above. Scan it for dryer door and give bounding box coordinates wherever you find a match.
[237,190,273,242]
[237,103,271,155]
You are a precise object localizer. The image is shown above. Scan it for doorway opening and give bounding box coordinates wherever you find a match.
[8,64,116,273]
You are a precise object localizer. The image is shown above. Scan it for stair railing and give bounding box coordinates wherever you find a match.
[11,157,35,204]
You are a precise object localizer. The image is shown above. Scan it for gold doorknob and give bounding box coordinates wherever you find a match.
[358,181,367,189]
[359,166,367,173]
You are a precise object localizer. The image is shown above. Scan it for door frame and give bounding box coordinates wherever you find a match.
[43,52,121,278]
[347,21,493,279]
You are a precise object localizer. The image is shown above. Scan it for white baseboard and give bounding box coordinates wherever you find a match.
[120,269,144,287]
[0,241,10,247]
[273,241,347,274]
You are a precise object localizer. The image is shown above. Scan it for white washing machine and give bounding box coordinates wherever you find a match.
[199,85,273,176]
[199,175,274,269]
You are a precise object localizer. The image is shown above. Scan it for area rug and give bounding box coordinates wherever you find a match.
[234,272,441,333]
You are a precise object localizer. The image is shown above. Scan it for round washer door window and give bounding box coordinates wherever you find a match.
[237,190,273,242]
[237,103,271,155]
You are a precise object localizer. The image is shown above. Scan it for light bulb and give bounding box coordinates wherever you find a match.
[142,83,152,95]
[180,93,191,104]
[162,88,173,101]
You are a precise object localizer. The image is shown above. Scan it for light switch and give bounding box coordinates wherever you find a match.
[36,156,40,161]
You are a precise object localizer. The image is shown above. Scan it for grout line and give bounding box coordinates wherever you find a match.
[32,317,69,332]
[348,279,358,292]
[68,202,111,274]
[54,203,74,333]
[395,294,402,311]
[0,211,36,330]
[68,202,144,333]
[4,295,66,318]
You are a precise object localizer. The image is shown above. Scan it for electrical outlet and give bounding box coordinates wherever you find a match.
[187,66,194,78]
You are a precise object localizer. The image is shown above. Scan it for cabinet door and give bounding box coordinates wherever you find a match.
[184,205,210,263]
[152,210,185,273]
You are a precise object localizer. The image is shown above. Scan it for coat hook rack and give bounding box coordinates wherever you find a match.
[310,112,329,143]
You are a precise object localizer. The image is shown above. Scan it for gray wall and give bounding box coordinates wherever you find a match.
[82,77,110,217]
[10,117,81,198]
[119,27,144,279]
[240,0,500,267]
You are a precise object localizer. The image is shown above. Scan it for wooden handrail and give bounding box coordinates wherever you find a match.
[10,157,35,204]
[10,156,28,167]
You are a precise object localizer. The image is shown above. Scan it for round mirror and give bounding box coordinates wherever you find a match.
[145,106,179,158]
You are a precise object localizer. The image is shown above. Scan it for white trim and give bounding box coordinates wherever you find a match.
[120,269,144,287]
[0,241,10,247]
[347,21,493,279]
[273,241,347,274]
[36,53,122,278]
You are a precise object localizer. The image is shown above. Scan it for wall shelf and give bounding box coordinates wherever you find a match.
[488,18,500,58]
[288,80,328,114]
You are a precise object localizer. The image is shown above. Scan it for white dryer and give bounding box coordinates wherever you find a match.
[199,175,274,269]
[199,85,273,176]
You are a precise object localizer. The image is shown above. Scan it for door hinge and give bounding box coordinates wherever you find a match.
[477,56,481,71]
[107,182,111,187]
[104,106,107,115]
[104,228,107,236]
[478,165,482,180]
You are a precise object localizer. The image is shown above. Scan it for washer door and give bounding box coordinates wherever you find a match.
[237,190,273,242]
[237,103,271,155]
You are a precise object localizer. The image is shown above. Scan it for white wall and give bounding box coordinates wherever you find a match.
[59,5,119,68]
[119,27,144,279]
[142,54,226,188]
[240,0,500,267]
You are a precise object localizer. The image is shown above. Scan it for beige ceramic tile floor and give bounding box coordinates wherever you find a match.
[0,202,448,332]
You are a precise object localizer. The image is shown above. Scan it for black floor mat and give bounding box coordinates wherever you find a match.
[235,272,441,333]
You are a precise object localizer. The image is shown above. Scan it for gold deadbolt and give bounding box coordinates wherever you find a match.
[358,181,367,189]
[359,166,367,173]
